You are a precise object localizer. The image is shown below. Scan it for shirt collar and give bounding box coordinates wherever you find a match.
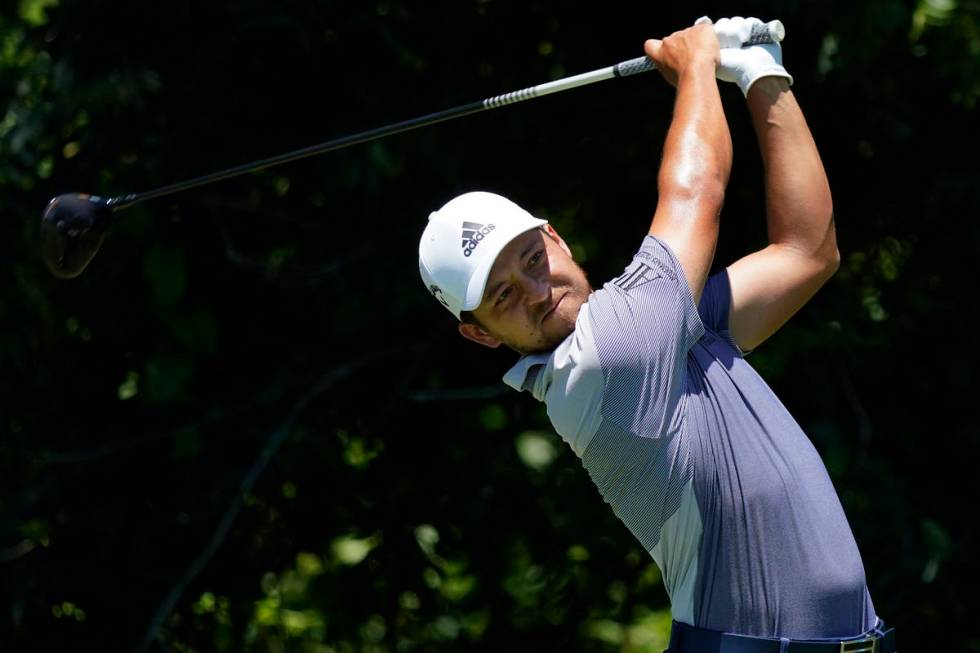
[503,352,552,400]
[501,301,587,400]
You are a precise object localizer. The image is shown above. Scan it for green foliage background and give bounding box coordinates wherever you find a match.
[2,0,978,651]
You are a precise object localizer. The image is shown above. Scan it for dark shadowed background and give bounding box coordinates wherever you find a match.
[2,0,978,651]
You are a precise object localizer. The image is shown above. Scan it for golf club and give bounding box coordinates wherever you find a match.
[40,20,784,279]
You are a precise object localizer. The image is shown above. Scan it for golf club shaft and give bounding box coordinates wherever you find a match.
[107,62,647,211]
[107,19,783,211]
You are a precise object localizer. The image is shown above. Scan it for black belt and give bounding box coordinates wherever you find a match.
[666,619,897,653]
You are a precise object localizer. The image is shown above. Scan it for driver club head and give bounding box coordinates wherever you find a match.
[40,193,115,279]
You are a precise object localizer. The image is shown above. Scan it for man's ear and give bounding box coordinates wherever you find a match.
[458,322,503,349]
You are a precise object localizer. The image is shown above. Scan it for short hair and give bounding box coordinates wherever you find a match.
[459,310,482,328]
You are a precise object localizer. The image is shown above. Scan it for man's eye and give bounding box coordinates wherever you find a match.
[496,288,511,305]
[529,251,543,267]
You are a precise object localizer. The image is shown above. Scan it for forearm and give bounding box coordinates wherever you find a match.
[659,59,733,201]
[747,79,838,265]
[651,58,732,300]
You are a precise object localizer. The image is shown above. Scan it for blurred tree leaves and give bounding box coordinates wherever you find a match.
[17,0,59,28]
[2,1,979,652]
[144,245,187,307]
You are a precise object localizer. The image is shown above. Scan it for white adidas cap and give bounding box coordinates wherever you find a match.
[419,191,547,319]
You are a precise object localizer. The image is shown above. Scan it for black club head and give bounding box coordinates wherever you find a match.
[40,193,114,279]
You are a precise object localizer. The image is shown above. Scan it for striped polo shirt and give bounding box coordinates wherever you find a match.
[503,235,878,638]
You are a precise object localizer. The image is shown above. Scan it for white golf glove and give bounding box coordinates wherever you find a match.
[697,16,794,97]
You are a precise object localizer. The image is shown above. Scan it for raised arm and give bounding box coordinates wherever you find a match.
[644,24,732,304]
[725,77,840,352]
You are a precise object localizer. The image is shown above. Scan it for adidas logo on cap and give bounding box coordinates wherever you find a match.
[461,221,496,257]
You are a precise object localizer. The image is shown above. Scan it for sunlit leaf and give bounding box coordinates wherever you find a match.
[414,524,439,557]
[515,430,557,470]
[439,574,476,601]
[567,544,590,562]
[18,0,59,27]
[117,370,139,400]
[432,615,460,640]
[343,435,383,469]
[359,614,386,642]
[193,592,216,615]
[296,552,323,576]
[331,533,381,565]
[398,591,420,610]
[582,618,624,645]
[624,607,673,652]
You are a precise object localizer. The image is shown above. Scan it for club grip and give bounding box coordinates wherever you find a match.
[613,19,786,77]
[749,19,785,45]
[613,57,657,77]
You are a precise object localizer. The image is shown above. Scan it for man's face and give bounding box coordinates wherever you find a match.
[458,225,592,355]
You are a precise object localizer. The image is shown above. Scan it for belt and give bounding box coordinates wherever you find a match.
[666,619,897,653]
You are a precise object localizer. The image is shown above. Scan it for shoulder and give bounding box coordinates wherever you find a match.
[585,235,704,363]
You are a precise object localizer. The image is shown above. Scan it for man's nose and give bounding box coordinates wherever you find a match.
[524,274,550,305]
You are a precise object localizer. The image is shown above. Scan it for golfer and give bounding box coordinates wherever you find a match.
[418,17,895,653]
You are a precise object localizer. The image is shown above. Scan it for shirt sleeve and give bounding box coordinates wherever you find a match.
[697,269,750,356]
[583,235,704,438]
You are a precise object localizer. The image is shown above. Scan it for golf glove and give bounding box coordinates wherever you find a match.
[699,16,794,97]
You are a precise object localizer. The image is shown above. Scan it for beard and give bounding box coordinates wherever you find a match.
[517,273,592,355]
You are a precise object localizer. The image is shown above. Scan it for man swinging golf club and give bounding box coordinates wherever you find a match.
[419,16,897,653]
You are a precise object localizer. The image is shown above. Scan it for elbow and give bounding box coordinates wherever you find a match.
[827,244,841,274]
[788,239,838,289]
[821,246,841,282]
[700,179,728,211]
[659,175,727,216]
[786,208,839,282]
[817,213,840,280]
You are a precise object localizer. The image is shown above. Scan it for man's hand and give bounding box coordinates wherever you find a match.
[711,16,793,96]
[643,23,720,87]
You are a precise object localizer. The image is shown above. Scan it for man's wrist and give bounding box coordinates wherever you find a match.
[747,76,791,100]
[717,42,793,97]
[679,54,720,82]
